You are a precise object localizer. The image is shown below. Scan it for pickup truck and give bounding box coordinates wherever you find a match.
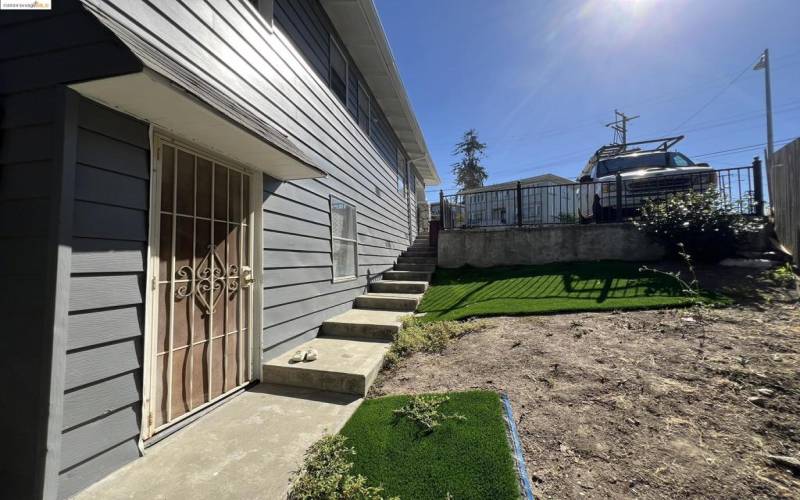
[577,137,716,221]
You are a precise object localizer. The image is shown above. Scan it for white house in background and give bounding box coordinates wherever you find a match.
[462,174,577,226]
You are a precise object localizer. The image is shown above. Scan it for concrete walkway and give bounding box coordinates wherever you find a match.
[75,384,361,500]
[77,234,435,499]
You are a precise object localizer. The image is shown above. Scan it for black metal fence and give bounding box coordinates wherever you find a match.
[440,161,763,230]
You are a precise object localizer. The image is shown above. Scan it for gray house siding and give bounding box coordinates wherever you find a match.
[2,0,432,496]
[58,98,149,498]
[0,80,60,500]
[260,0,422,358]
[75,0,417,360]
[273,0,418,181]
[0,2,141,498]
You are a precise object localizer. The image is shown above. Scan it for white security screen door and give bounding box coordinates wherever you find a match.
[147,138,254,436]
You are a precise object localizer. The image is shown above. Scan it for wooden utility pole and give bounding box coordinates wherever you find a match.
[605,109,639,146]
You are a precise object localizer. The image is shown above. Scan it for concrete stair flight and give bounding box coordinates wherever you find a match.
[262,233,434,397]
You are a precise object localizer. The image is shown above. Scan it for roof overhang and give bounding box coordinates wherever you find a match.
[75,0,326,181]
[70,69,325,180]
[321,0,440,185]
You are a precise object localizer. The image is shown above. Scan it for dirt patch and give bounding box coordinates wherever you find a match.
[371,272,800,499]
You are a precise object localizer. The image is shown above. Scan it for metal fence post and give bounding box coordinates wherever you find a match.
[516,181,523,226]
[752,156,764,216]
[439,189,445,229]
[615,173,623,222]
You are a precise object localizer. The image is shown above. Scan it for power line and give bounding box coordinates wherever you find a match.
[671,54,762,131]
[689,136,797,159]
[482,58,800,149]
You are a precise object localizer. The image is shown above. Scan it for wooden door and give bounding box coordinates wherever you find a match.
[148,139,253,435]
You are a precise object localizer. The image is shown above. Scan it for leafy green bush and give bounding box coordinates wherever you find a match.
[384,316,488,368]
[634,189,763,262]
[288,435,395,500]
[767,263,798,288]
[392,394,466,434]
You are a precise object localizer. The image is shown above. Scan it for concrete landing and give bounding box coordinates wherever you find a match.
[262,337,390,396]
[322,308,408,340]
[75,384,361,500]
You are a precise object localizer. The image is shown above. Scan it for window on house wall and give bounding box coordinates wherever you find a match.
[330,37,348,105]
[330,196,358,280]
[396,149,407,194]
[251,0,274,26]
[357,82,370,134]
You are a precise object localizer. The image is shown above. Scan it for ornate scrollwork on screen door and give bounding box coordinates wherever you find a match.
[173,244,240,314]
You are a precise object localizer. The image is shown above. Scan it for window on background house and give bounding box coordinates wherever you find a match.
[492,207,507,225]
[330,196,358,280]
[357,82,370,134]
[329,37,347,105]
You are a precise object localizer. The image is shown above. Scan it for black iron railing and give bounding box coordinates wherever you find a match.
[440,160,763,230]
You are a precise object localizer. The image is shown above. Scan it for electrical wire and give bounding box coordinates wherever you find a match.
[671,54,763,132]
[689,137,796,159]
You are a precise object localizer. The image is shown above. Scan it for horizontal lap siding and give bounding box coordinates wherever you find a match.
[0,87,56,500]
[78,0,426,367]
[142,0,412,359]
[59,97,149,498]
[0,2,141,497]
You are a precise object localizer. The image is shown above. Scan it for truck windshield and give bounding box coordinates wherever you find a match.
[597,153,667,176]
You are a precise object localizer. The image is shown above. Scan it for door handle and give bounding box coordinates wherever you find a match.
[241,266,255,288]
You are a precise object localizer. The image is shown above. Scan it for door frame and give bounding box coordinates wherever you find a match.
[139,129,263,444]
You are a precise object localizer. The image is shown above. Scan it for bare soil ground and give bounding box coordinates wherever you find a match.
[372,268,800,499]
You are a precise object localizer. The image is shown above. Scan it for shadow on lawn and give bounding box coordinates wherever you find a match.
[421,262,688,318]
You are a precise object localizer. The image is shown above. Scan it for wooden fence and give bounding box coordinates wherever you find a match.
[769,138,800,264]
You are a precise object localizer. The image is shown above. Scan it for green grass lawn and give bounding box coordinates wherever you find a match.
[419,261,725,321]
[339,391,519,500]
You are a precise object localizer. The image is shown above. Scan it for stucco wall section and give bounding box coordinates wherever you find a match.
[437,224,666,268]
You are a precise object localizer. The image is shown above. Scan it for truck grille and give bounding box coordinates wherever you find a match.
[627,176,691,194]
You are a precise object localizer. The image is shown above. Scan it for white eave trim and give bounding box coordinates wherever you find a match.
[321,0,440,185]
[70,70,326,180]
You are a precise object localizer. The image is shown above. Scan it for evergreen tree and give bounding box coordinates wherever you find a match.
[451,129,488,190]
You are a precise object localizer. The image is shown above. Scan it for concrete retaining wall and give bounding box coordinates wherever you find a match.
[437,223,667,268]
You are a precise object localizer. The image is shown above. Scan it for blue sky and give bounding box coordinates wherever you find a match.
[375,0,800,199]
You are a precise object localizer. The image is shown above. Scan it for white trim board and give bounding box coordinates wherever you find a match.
[69,70,326,181]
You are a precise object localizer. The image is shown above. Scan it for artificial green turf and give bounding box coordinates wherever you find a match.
[419,261,726,321]
[339,391,519,500]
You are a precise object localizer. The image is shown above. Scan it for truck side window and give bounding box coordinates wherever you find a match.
[671,154,690,167]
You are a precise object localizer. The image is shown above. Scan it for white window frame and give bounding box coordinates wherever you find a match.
[396,148,407,194]
[357,81,371,136]
[329,36,348,106]
[329,196,359,282]
[250,0,274,30]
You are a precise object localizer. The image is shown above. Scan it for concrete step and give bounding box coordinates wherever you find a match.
[322,308,408,340]
[405,246,436,252]
[394,263,436,272]
[397,256,436,265]
[400,250,436,258]
[403,248,435,255]
[262,337,390,397]
[382,269,433,282]
[370,279,428,294]
[354,292,422,311]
